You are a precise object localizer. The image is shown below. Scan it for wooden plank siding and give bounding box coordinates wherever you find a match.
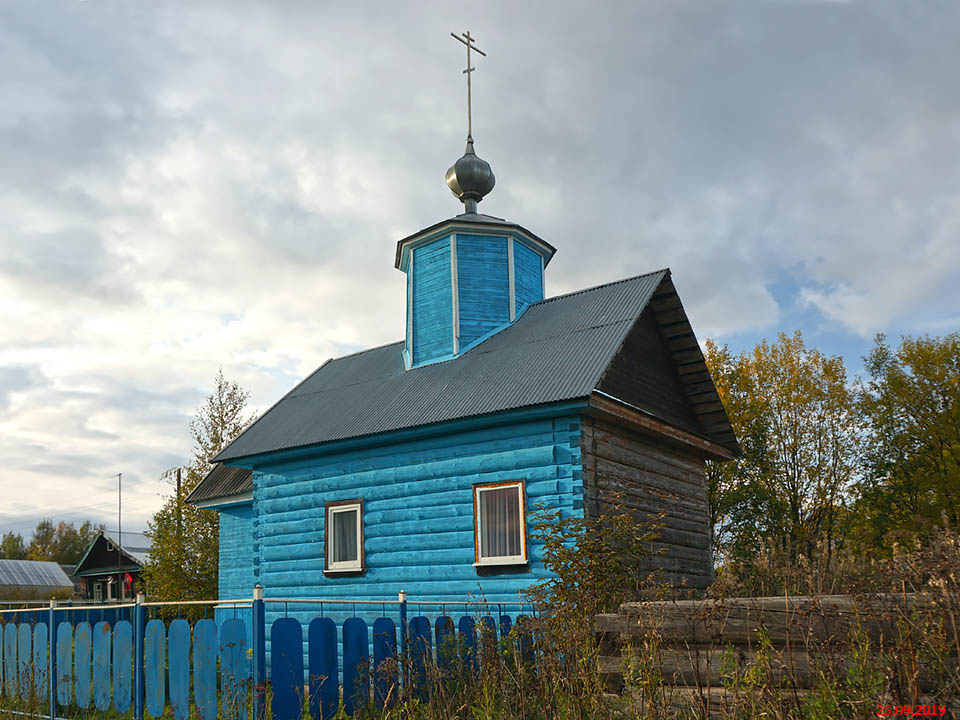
[579,417,713,589]
[645,276,740,453]
[597,308,703,437]
[411,237,453,365]
[513,240,544,315]
[456,234,511,347]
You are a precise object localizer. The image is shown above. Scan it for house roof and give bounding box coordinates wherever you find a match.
[185,463,253,505]
[0,560,73,589]
[210,269,738,479]
[74,531,151,577]
[104,531,151,565]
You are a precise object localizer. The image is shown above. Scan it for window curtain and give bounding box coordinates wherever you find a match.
[333,510,358,562]
[480,486,521,558]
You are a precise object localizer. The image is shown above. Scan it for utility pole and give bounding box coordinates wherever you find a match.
[114,472,122,602]
[176,467,182,541]
[162,466,185,572]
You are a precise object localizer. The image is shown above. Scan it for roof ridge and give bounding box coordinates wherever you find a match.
[328,339,405,363]
[532,268,670,307]
[301,272,670,371]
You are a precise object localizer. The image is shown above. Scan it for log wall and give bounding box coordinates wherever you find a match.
[579,416,713,589]
[594,594,955,713]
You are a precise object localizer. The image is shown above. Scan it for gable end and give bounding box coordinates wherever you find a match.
[596,274,740,457]
[596,306,702,435]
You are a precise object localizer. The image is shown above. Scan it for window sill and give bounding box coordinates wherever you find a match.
[323,566,366,577]
[472,559,528,568]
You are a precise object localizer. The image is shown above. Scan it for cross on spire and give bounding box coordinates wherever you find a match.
[451,31,486,141]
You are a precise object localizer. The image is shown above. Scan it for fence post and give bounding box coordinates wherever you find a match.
[398,589,408,657]
[251,584,266,720]
[134,592,145,720]
[48,599,55,720]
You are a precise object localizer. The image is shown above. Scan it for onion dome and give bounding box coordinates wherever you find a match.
[445,136,495,213]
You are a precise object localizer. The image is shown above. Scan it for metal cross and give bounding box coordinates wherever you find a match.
[451,30,486,140]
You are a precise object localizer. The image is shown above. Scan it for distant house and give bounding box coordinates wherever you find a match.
[0,559,74,601]
[73,531,151,602]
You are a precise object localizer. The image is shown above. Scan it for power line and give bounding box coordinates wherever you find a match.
[0,495,161,521]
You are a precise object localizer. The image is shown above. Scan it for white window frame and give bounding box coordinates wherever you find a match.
[325,500,364,573]
[473,480,528,567]
[93,582,103,602]
[106,577,116,601]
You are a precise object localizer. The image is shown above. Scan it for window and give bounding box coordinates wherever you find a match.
[106,578,116,601]
[473,481,527,566]
[94,583,103,602]
[324,499,364,573]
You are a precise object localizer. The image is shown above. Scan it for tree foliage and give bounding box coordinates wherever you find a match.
[706,329,960,569]
[0,531,27,560]
[0,520,102,563]
[704,331,862,565]
[25,519,103,564]
[852,333,960,551]
[527,496,663,620]
[142,370,251,603]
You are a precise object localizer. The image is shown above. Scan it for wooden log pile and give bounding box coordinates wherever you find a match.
[595,594,955,713]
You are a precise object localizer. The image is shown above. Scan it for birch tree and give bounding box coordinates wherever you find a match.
[142,370,251,602]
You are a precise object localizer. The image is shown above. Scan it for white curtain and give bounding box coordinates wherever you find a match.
[333,510,358,563]
[480,486,521,558]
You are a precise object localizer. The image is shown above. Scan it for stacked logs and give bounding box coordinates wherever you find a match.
[594,594,952,714]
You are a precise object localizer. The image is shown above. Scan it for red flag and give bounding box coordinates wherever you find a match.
[124,572,133,592]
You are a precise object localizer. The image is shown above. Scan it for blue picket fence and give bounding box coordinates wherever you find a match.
[0,592,536,719]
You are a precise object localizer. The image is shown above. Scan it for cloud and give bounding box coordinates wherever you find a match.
[0,365,46,411]
[0,0,958,535]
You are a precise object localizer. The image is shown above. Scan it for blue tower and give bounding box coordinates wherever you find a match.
[396,138,556,367]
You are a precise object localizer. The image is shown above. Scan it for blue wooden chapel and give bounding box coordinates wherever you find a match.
[186,130,739,628]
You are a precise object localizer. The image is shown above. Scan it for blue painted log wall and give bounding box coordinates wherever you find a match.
[235,415,582,666]
[411,237,453,365]
[216,504,255,647]
[513,240,544,314]
[456,234,510,347]
[219,505,255,598]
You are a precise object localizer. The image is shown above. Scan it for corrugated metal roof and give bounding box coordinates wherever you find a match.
[0,560,73,589]
[185,464,253,504]
[215,270,668,464]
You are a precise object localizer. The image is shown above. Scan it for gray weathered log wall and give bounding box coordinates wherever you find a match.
[595,594,955,713]
[579,417,713,589]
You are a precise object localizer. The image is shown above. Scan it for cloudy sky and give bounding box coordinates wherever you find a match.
[1,1,958,541]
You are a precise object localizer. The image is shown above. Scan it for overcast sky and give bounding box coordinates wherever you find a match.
[2,1,958,541]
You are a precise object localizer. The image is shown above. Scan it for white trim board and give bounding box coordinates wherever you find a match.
[451,234,460,355]
[507,237,516,322]
[192,491,254,509]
